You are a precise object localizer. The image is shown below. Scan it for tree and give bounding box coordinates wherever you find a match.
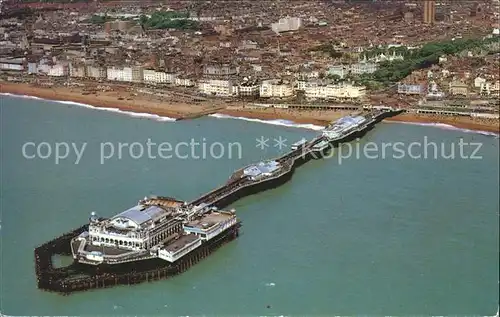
[326,74,341,82]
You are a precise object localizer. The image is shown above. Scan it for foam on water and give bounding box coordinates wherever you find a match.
[209,113,325,131]
[390,120,499,138]
[1,92,177,122]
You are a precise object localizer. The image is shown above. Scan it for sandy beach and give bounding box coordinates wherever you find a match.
[0,82,219,119]
[1,81,498,133]
[385,113,499,133]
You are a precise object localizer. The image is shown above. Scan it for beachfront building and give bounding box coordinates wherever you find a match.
[28,62,38,74]
[198,79,236,97]
[260,79,294,98]
[164,72,177,84]
[448,81,468,96]
[143,69,169,84]
[107,66,133,82]
[0,57,25,71]
[131,67,143,83]
[36,62,69,77]
[69,63,86,78]
[86,65,107,80]
[334,84,366,99]
[304,83,366,100]
[237,81,260,98]
[48,64,69,77]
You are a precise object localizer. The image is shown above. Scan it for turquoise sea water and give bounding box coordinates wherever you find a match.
[1,95,499,316]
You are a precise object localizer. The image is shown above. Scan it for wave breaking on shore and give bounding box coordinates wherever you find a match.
[209,113,325,130]
[1,92,177,122]
[388,120,499,137]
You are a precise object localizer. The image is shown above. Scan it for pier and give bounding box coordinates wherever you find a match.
[34,107,403,294]
[188,108,399,209]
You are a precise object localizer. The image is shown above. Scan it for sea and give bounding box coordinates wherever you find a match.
[1,94,499,316]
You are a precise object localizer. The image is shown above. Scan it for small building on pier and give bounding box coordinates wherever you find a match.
[243,161,281,180]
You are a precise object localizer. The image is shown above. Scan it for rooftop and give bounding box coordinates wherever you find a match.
[324,115,366,132]
[313,140,330,148]
[162,234,199,253]
[243,160,281,177]
[185,211,235,231]
[111,204,171,227]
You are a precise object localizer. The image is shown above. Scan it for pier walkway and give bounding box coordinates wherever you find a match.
[187,108,397,209]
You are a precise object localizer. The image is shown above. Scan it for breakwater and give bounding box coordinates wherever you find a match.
[34,108,402,294]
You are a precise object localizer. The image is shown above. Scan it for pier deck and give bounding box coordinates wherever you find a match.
[187,109,400,209]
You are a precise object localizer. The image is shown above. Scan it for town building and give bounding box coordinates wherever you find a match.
[69,63,86,78]
[448,81,469,96]
[0,57,25,71]
[271,16,302,33]
[28,62,38,74]
[237,80,260,98]
[260,80,294,98]
[397,83,423,95]
[175,77,195,87]
[104,20,135,33]
[143,69,169,84]
[480,80,500,96]
[327,65,347,79]
[107,66,133,82]
[36,61,69,77]
[131,67,143,83]
[198,79,236,97]
[423,0,436,24]
[295,70,320,80]
[295,79,308,91]
[474,76,486,88]
[491,80,500,96]
[427,81,446,99]
[203,64,238,77]
[304,82,366,100]
[47,64,69,77]
[366,52,404,64]
[86,65,107,80]
[328,61,378,79]
[349,61,379,75]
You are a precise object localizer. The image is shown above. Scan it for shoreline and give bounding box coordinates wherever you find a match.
[385,113,499,134]
[1,82,498,134]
